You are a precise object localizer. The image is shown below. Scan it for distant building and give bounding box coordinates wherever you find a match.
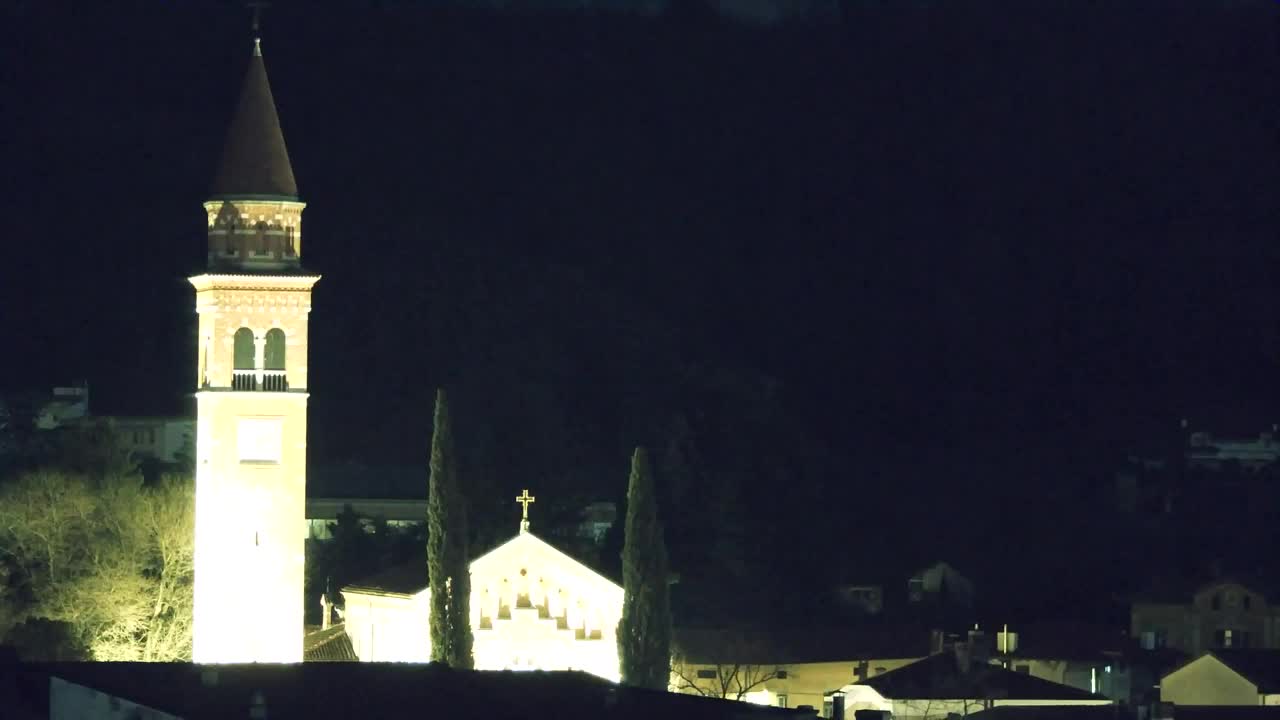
[1186,429,1279,472]
[305,498,425,539]
[33,384,90,430]
[827,648,1111,720]
[1159,649,1280,706]
[577,500,617,543]
[1131,580,1280,656]
[101,416,194,465]
[671,624,933,711]
[908,561,975,609]
[988,622,1132,702]
[832,585,884,616]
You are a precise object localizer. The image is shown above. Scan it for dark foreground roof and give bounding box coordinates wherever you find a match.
[1169,708,1280,720]
[10,662,814,720]
[968,706,1136,720]
[857,652,1106,701]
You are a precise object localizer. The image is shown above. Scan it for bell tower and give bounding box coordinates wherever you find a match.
[190,28,318,663]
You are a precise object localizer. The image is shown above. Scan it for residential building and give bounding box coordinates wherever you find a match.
[908,562,975,609]
[103,417,194,465]
[671,625,935,712]
[1131,581,1280,656]
[828,647,1111,720]
[1160,650,1280,706]
[305,498,425,539]
[33,385,90,430]
[1186,429,1278,472]
[988,622,1131,702]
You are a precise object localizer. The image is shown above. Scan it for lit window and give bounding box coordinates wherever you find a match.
[238,418,283,463]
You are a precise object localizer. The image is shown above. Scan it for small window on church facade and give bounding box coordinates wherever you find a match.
[697,669,717,679]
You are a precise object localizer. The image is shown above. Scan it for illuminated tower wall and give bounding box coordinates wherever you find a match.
[191,39,318,664]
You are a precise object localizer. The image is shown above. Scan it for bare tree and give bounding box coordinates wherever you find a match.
[0,471,194,661]
[671,630,780,701]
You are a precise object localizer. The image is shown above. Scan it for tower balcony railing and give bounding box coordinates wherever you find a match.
[232,369,289,392]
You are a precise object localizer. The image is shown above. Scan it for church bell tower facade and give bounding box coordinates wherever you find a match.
[191,37,318,663]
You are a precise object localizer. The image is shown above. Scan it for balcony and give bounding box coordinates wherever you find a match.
[232,369,288,392]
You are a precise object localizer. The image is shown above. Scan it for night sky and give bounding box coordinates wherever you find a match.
[2,1,1277,619]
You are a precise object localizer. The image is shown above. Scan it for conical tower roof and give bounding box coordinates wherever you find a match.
[210,42,297,199]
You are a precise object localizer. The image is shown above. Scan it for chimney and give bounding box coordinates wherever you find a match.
[831,692,846,720]
[954,642,972,676]
[968,625,989,665]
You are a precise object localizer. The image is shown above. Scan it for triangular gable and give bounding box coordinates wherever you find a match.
[1163,651,1273,693]
[470,531,622,599]
[341,531,622,600]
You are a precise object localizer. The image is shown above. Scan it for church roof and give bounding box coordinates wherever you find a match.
[210,42,297,199]
[302,625,359,662]
[342,531,620,597]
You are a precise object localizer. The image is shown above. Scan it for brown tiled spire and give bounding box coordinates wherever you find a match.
[210,38,297,199]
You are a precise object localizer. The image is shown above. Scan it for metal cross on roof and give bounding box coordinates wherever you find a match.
[516,489,536,519]
[516,489,535,533]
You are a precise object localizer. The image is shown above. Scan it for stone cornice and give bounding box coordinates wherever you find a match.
[189,273,321,292]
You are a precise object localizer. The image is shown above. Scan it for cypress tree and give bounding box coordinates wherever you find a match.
[427,388,474,668]
[617,446,673,689]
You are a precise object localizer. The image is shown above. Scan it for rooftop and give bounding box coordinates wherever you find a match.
[853,651,1106,701]
[9,661,814,720]
[209,41,297,200]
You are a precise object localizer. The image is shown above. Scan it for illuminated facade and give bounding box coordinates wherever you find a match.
[342,498,624,681]
[191,37,318,663]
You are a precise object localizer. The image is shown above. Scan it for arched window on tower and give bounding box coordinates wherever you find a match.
[233,328,256,390]
[264,329,287,391]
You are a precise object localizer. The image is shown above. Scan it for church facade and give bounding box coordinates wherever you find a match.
[191,36,318,663]
[341,495,624,681]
